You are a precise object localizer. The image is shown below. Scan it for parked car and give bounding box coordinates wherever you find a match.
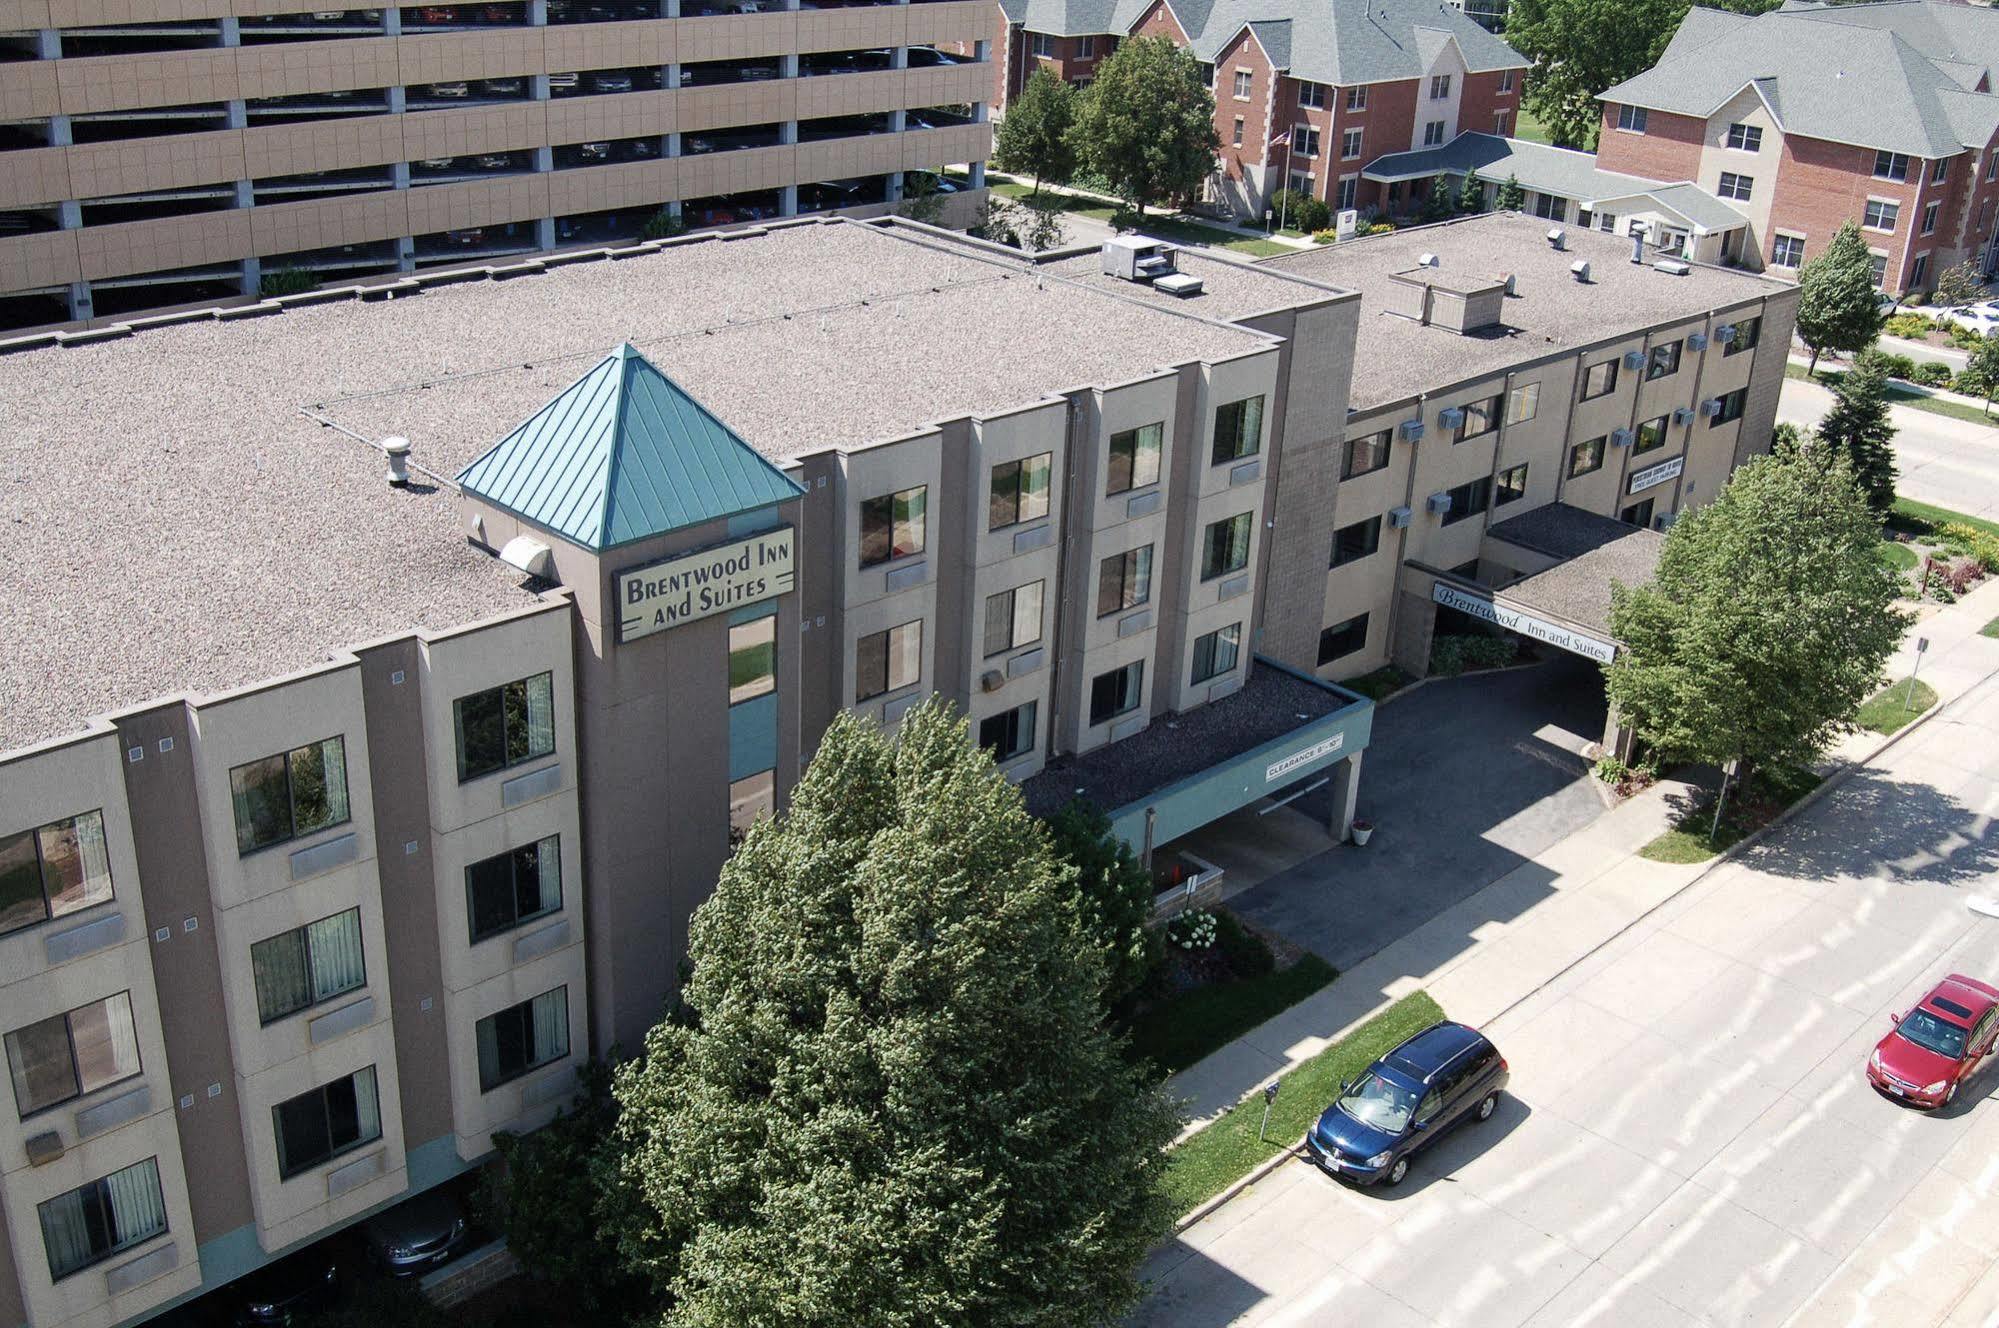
[903,106,966,129]
[576,140,612,160]
[905,170,960,194]
[1933,303,1999,338]
[415,156,458,171]
[420,81,470,98]
[474,153,512,169]
[590,71,635,93]
[479,76,525,96]
[360,1190,468,1275]
[230,1246,339,1326]
[1305,1020,1508,1188]
[547,71,581,93]
[1868,974,1999,1107]
[442,227,488,246]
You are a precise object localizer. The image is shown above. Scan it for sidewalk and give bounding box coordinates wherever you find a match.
[1163,574,1999,1145]
[1791,349,1999,417]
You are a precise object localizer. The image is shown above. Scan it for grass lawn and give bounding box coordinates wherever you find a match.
[1878,541,1919,572]
[1889,497,1999,542]
[1512,105,1554,145]
[988,179,1284,253]
[1160,990,1445,1216]
[1637,764,1823,864]
[1984,616,1999,638]
[1857,677,1939,734]
[1787,362,1999,427]
[1126,954,1339,1076]
[1223,237,1295,258]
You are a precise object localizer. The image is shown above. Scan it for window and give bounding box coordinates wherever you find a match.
[1289,171,1314,195]
[982,581,1044,657]
[231,736,351,852]
[1346,85,1368,112]
[855,620,922,701]
[1493,111,1510,137]
[1076,35,1094,57]
[0,810,112,938]
[1596,210,1616,232]
[1423,119,1446,147]
[1634,414,1669,453]
[1710,388,1747,425]
[1772,233,1805,268]
[1231,116,1243,147]
[273,1067,381,1180]
[454,676,557,788]
[1341,127,1363,160]
[1454,394,1501,443]
[1621,497,1655,528]
[1870,251,1889,286]
[1429,73,1451,100]
[728,615,775,705]
[1922,201,1940,236]
[476,988,569,1092]
[1106,422,1162,494]
[1201,512,1253,580]
[1532,192,1567,223]
[1616,104,1647,134]
[1863,198,1899,231]
[1317,613,1368,665]
[1088,661,1143,725]
[1495,463,1528,505]
[1717,171,1752,202]
[728,771,773,843]
[1874,150,1909,181]
[1343,429,1390,479]
[1580,359,1618,400]
[1499,69,1515,94]
[1440,476,1491,526]
[1931,156,1949,184]
[1096,545,1154,616]
[989,452,1052,530]
[1505,381,1539,425]
[1298,81,1326,109]
[1191,623,1243,685]
[979,702,1037,762]
[1337,175,1359,209]
[859,484,927,566]
[1726,122,1761,152]
[38,1159,166,1282]
[1232,69,1252,99]
[466,837,560,944]
[1212,396,1264,464]
[6,993,140,1119]
[1645,341,1682,381]
[1568,435,1606,478]
[1912,252,1930,288]
[250,909,365,1025]
[1029,32,1054,57]
[1331,515,1382,567]
[1724,316,1760,356]
[1292,125,1320,158]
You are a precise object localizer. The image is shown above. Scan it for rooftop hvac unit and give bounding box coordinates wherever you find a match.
[1570,259,1591,283]
[1654,259,1691,276]
[1546,228,1566,250]
[1672,406,1695,426]
[498,535,556,581]
[1399,418,1426,442]
[1611,427,1635,448]
[1438,406,1466,428]
[1700,397,1725,416]
[1426,491,1454,515]
[1622,350,1647,370]
[1387,505,1413,528]
[1715,324,1738,344]
[1687,331,1709,350]
[980,669,1006,693]
[1418,252,1440,268]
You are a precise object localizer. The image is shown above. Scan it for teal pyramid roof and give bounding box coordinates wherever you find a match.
[456,343,804,551]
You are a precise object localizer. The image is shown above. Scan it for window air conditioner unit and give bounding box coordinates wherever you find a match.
[1399,419,1426,442]
[1687,331,1708,350]
[1387,505,1413,528]
[1715,324,1738,344]
[1438,406,1465,428]
[1655,511,1680,531]
[1622,350,1647,370]
[1700,397,1724,416]
[1426,491,1454,515]
[980,669,1006,693]
[1611,427,1635,448]
[1672,406,1695,426]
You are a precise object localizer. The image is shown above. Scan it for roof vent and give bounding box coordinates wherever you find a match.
[1629,223,1648,264]
[1546,228,1566,251]
[1503,273,1517,295]
[1417,252,1439,268]
[498,535,556,581]
[383,435,412,487]
[1654,258,1691,277]
[1570,259,1591,283]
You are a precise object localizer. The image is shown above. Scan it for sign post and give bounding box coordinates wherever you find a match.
[1258,1081,1280,1143]
[1906,636,1931,711]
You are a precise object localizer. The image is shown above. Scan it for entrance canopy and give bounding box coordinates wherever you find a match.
[1457,502,1666,661]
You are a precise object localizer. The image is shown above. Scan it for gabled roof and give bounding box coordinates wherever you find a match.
[456,342,804,551]
[1587,181,1751,237]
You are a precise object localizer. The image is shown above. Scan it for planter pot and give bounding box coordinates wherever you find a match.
[1351,823,1374,847]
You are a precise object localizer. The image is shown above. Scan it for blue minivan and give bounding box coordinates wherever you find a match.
[1305,1021,1508,1188]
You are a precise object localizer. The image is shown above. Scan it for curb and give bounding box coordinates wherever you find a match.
[1172,1138,1307,1236]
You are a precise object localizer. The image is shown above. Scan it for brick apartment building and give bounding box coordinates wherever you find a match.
[0,0,996,330]
[982,0,1526,219]
[1596,0,1999,295]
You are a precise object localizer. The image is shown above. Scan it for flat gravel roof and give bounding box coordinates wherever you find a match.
[1042,243,1353,324]
[1265,213,1789,411]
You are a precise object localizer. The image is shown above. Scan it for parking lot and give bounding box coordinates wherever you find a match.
[1139,670,1999,1327]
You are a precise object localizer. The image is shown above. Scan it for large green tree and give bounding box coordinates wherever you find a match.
[993,68,1078,195]
[1796,220,1884,373]
[609,699,1180,1328]
[1605,448,1906,803]
[1814,352,1898,516]
[1505,0,1689,148]
[1046,798,1157,1007]
[1962,331,1999,418]
[1931,259,1984,310]
[1069,36,1220,214]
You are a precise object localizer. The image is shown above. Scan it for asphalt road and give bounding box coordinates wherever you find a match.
[1779,376,1999,520]
[1136,670,1999,1327]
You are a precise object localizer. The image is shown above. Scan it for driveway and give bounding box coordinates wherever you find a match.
[1137,670,1999,1327]
[1221,652,1610,969]
[1779,376,1999,521]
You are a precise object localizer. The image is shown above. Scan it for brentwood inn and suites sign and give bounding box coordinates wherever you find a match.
[616,528,795,642]
[1433,581,1618,665]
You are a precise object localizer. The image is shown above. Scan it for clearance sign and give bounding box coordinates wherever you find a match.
[616,528,794,643]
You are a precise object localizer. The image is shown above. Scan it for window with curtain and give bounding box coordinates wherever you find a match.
[273,1066,380,1180]
[1191,623,1243,685]
[38,1157,166,1281]
[1200,513,1253,581]
[1106,423,1163,495]
[477,988,570,1092]
[978,702,1036,762]
[6,992,142,1118]
[1096,546,1154,618]
[855,621,923,702]
[982,581,1045,658]
[1211,396,1265,465]
[988,453,1052,530]
[454,673,556,782]
[465,837,561,943]
[251,909,365,1024]
[858,485,928,567]
[230,737,350,854]
[0,809,113,938]
[1088,661,1144,726]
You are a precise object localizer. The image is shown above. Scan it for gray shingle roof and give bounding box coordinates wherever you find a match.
[1591,181,1750,237]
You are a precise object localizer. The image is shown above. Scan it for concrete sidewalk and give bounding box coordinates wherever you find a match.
[1163,575,1999,1145]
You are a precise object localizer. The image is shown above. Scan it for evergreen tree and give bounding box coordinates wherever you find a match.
[1814,352,1898,516]
[993,69,1078,196]
[1421,175,1456,222]
[1046,798,1158,1006]
[1495,173,1526,211]
[608,700,1180,1328]
[1069,37,1221,214]
[1457,172,1486,215]
[1796,220,1884,373]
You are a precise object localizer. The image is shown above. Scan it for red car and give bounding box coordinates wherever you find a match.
[1867,974,1999,1107]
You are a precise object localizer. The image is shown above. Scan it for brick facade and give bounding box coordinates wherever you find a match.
[1458,67,1518,140]
[1593,103,1706,181]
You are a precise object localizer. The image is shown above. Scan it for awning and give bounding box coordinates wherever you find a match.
[1439,502,1667,661]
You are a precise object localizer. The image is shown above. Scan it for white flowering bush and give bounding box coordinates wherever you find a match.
[1166,909,1218,952]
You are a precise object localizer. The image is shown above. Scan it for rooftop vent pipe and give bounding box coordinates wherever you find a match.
[383,436,412,487]
[1547,228,1566,251]
[1570,259,1591,283]
[1628,221,1649,264]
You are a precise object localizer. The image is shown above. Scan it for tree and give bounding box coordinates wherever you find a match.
[1814,352,1898,516]
[1020,196,1070,251]
[1420,174,1456,223]
[969,196,1023,248]
[994,69,1078,195]
[1046,799,1158,1007]
[1494,173,1526,211]
[1505,0,1690,147]
[1962,331,1999,418]
[1796,220,1883,373]
[1932,259,1984,310]
[1069,36,1220,214]
[1605,447,1906,824]
[897,173,948,226]
[609,699,1181,1328]
[1457,172,1486,215]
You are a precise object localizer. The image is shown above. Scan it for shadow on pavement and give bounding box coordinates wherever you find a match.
[1335,1092,1533,1204]
[1734,769,1999,887]
[1128,1239,1271,1328]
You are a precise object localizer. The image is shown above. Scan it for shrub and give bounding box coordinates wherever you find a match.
[1594,756,1630,785]
[1429,633,1518,677]
[1972,535,1999,573]
[1165,909,1218,952]
[1910,360,1954,387]
[1936,521,1985,554]
[1947,557,1985,594]
[1950,322,1990,350]
[1906,290,1930,307]
[258,268,315,298]
[1269,188,1330,234]
[1211,910,1275,980]
[1873,351,1919,380]
[1109,206,1142,232]
[1364,221,1394,235]
[1311,228,1338,244]
[1883,312,1933,339]
[640,207,685,240]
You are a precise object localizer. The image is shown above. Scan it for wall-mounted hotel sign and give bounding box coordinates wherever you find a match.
[616,527,794,643]
[1434,581,1618,665]
[1627,455,1685,495]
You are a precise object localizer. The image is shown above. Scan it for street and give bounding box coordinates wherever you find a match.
[1779,375,1999,520]
[1137,669,1999,1327]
